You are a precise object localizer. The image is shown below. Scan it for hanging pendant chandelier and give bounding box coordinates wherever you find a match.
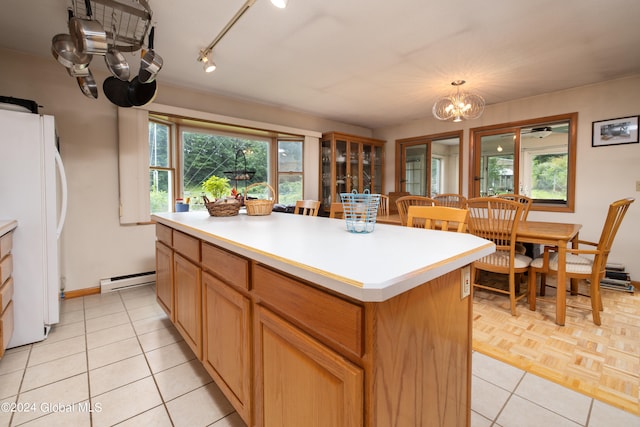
[432,80,485,122]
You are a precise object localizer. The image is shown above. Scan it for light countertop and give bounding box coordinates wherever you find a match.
[152,211,495,302]
[0,220,17,236]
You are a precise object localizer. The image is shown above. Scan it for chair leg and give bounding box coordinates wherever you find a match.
[528,269,537,311]
[509,273,517,316]
[591,279,602,326]
[540,273,547,296]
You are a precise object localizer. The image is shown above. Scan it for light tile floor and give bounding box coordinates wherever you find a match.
[0,284,637,426]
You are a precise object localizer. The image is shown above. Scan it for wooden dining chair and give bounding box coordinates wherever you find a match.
[432,193,468,209]
[395,195,438,226]
[495,194,532,254]
[294,200,321,216]
[528,197,634,325]
[378,194,389,216]
[407,206,468,232]
[328,202,345,219]
[466,197,531,316]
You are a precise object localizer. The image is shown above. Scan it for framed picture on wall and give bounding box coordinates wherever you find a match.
[592,115,639,147]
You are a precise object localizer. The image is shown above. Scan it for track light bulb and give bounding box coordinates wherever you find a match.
[270,0,288,8]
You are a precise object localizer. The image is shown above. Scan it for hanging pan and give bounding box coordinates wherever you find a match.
[104,20,130,81]
[127,75,157,106]
[69,0,108,55]
[51,11,92,70]
[103,76,133,107]
[77,68,98,99]
[138,27,162,83]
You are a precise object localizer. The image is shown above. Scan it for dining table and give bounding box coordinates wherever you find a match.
[517,220,582,326]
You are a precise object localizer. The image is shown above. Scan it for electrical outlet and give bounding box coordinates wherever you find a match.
[461,265,471,299]
[636,180,640,192]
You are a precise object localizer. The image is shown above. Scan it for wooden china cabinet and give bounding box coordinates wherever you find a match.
[320,132,385,216]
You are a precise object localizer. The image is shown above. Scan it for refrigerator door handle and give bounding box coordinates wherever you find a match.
[55,150,68,239]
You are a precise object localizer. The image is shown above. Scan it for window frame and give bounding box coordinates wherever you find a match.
[469,112,577,212]
[148,113,306,212]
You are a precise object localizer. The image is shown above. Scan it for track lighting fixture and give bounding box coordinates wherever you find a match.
[201,50,216,72]
[197,0,288,73]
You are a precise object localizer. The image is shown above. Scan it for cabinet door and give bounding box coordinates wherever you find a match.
[155,241,174,320]
[255,306,363,427]
[202,272,251,424]
[174,253,202,359]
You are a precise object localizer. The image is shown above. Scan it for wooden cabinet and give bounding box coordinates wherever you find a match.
[155,241,173,320]
[154,222,473,427]
[173,231,202,359]
[202,271,251,423]
[255,305,363,427]
[320,132,385,215]
[0,230,15,358]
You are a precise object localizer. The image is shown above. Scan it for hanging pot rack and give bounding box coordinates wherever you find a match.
[69,0,152,52]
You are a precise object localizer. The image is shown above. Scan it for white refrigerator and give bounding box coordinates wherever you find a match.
[0,108,67,348]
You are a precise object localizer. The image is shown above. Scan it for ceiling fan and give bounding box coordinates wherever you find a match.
[521,125,568,138]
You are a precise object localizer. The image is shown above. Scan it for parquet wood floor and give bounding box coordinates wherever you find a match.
[472,273,640,416]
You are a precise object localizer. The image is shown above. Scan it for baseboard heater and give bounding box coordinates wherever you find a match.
[100,271,156,293]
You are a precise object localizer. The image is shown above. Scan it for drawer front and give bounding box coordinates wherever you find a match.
[1,300,14,352]
[0,277,13,313]
[173,230,200,262]
[0,232,12,259]
[202,243,249,291]
[253,264,363,358]
[0,254,12,286]
[156,223,173,246]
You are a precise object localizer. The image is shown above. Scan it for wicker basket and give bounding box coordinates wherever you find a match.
[203,196,241,217]
[244,182,275,216]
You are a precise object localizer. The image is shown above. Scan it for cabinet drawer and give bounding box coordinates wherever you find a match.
[1,301,14,354]
[173,230,200,262]
[253,264,363,358]
[156,223,173,246]
[0,277,13,313]
[0,254,12,286]
[202,243,249,290]
[0,232,12,259]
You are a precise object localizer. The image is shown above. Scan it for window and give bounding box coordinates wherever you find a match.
[470,113,577,212]
[149,120,174,213]
[396,132,462,196]
[148,114,305,213]
[277,140,303,204]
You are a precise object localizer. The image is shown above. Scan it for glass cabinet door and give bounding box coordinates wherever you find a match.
[372,145,383,194]
[362,144,373,192]
[321,139,332,207]
[349,141,360,191]
[335,139,348,200]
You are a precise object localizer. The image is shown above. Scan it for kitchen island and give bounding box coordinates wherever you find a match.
[152,211,494,427]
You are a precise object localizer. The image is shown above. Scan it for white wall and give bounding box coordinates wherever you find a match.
[0,48,370,292]
[374,75,640,280]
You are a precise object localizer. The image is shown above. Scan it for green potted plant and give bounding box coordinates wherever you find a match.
[202,175,232,200]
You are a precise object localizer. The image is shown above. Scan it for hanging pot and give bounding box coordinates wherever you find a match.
[52,33,92,70]
[138,27,163,83]
[76,68,98,99]
[104,22,130,81]
[127,75,157,106]
[103,76,133,107]
[69,0,108,55]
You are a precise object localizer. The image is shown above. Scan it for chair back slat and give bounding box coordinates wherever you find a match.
[494,193,532,220]
[595,197,635,271]
[407,206,467,232]
[467,197,523,251]
[433,193,468,209]
[396,196,438,226]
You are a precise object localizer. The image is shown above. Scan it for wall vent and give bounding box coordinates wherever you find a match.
[100,271,156,293]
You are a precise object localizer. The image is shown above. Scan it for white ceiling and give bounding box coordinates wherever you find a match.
[1,0,639,129]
